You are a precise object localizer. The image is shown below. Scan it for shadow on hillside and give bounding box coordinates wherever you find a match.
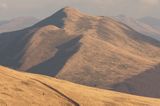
[112,63,160,98]
[0,27,36,69]
[28,36,82,76]
[33,8,67,28]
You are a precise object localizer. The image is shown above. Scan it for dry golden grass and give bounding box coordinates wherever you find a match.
[0,7,160,98]
[0,66,160,106]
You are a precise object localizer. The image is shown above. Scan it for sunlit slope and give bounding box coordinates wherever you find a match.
[0,66,160,106]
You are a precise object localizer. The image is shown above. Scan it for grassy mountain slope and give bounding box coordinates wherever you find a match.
[0,66,160,106]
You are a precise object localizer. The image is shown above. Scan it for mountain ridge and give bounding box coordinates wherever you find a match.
[0,7,160,98]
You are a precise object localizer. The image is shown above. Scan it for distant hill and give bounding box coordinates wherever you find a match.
[139,17,160,30]
[0,20,8,26]
[114,15,160,41]
[0,66,160,106]
[0,7,160,98]
[0,17,39,33]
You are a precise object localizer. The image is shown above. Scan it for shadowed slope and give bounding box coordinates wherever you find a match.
[1,66,160,106]
[28,36,82,76]
[112,63,160,98]
[0,28,35,68]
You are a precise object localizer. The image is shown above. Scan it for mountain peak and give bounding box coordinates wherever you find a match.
[58,6,84,17]
[34,7,84,28]
[61,6,79,12]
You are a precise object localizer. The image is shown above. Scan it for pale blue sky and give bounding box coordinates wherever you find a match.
[0,0,160,20]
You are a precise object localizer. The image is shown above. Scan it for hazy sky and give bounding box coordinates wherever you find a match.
[0,0,160,20]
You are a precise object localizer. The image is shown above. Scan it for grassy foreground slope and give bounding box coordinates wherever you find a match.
[0,66,160,106]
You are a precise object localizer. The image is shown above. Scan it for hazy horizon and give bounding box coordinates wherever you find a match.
[0,0,160,20]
